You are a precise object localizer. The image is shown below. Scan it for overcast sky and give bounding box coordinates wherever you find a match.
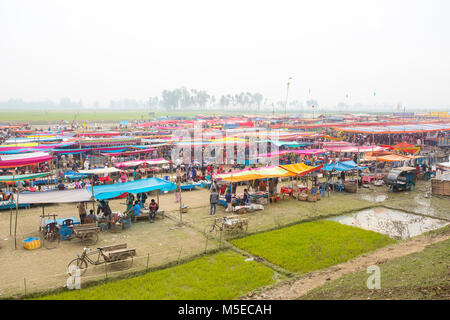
[1,0,449,109]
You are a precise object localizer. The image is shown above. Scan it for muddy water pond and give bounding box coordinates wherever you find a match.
[327,207,448,239]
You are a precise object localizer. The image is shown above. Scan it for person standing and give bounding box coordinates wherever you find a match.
[126,193,135,212]
[77,202,87,224]
[137,192,147,208]
[225,190,232,212]
[209,189,219,215]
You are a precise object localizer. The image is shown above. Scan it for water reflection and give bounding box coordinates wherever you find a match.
[328,208,448,239]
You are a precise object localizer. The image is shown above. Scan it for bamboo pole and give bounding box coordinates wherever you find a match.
[14,188,19,249]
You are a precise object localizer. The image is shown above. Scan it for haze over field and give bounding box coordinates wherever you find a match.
[1,0,450,111]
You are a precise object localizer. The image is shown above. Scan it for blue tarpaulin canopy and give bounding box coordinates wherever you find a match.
[322,160,367,171]
[88,177,177,200]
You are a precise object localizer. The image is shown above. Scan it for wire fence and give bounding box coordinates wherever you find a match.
[0,239,228,299]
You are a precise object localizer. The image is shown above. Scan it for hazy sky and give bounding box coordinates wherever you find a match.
[1,0,450,109]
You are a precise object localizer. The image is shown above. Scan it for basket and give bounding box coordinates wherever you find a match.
[235,208,247,214]
[110,222,122,233]
[344,182,357,193]
[298,193,308,201]
[316,193,322,201]
[23,237,41,250]
[307,194,317,202]
[431,179,450,196]
[180,205,189,213]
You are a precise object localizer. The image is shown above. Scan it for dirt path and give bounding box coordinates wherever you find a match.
[241,233,450,300]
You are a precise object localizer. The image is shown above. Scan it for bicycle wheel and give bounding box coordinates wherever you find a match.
[43,231,60,249]
[67,258,88,276]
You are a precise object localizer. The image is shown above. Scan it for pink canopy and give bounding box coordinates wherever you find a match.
[0,152,54,168]
[257,149,326,158]
[101,147,155,157]
[114,158,169,168]
[325,145,386,153]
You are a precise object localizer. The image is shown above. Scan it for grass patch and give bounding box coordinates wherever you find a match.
[231,220,395,273]
[33,251,277,300]
[301,238,450,300]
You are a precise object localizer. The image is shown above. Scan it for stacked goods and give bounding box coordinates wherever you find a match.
[431,179,450,196]
[344,182,357,193]
[298,193,308,201]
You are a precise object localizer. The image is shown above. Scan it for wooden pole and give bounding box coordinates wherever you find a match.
[14,188,19,249]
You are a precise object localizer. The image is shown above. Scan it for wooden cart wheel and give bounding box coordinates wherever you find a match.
[67,258,88,276]
[43,231,60,249]
[81,232,99,245]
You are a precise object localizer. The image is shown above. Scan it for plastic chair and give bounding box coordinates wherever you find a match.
[62,219,74,227]
[45,222,58,234]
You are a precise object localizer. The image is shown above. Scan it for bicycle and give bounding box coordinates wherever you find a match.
[40,214,60,249]
[67,243,136,276]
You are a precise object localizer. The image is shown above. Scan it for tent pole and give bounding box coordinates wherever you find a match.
[9,196,13,236]
[14,189,19,249]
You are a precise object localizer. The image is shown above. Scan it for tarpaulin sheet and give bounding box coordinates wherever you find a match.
[325,146,385,153]
[257,149,326,158]
[214,163,322,182]
[0,152,54,168]
[114,158,169,168]
[100,147,155,157]
[0,172,52,182]
[336,123,450,134]
[322,160,367,171]
[363,154,422,162]
[88,177,177,200]
[17,189,93,204]
[78,167,122,175]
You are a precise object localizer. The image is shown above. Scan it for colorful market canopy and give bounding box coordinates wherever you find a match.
[88,177,177,200]
[336,123,450,134]
[0,172,52,182]
[100,147,155,157]
[78,167,122,175]
[214,162,322,182]
[0,152,54,168]
[324,145,385,153]
[322,160,367,171]
[436,162,450,171]
[280,163,324,175]
[114,158,169,168]
[257,149,326,158]
[17,189,93,204]
[363,153,422,162]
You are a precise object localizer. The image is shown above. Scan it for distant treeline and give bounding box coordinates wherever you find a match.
[0,87,311,111]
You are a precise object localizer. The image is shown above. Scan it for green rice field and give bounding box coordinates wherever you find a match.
[231,220,396,273]
[33,251,278,300]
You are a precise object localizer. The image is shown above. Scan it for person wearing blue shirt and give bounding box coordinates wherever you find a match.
[225,190,232,212]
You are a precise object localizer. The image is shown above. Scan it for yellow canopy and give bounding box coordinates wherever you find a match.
[215,163,321,182]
